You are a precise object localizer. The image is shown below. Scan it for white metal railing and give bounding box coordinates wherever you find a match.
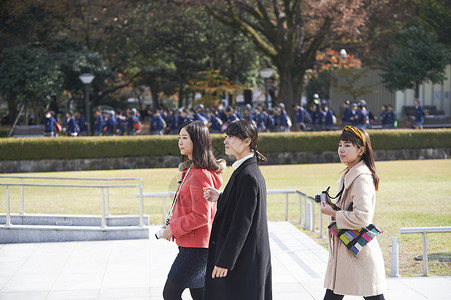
[400,226,451,276]
[0,176,144,228]
[139,189,323,236]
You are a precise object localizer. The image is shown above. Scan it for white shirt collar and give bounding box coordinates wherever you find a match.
[232,153,254,170]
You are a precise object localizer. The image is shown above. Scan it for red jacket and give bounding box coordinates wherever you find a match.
[170,166,222,248]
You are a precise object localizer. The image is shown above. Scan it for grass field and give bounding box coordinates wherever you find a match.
[1,159,450,277]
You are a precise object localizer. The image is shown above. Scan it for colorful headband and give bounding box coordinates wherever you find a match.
[343,126,367,152]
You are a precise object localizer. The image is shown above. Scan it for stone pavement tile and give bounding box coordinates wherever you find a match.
[1,273,56,292]
[0,243,39,259]
[101,277,151,290]
[52,272,104,291]
[395,277,451,300]
[0,264,23,280]
[274,291,315,300]
[61,260,108,275]
[0,291,48,300]
[398,276,451,289]
[46,289,99,300]
[98,288,151,298]
[0,276,11,291]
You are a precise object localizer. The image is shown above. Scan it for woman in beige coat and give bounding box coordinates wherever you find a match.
[320,126,386,300]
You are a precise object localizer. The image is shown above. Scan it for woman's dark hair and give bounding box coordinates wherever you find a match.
[339,129,379,191]
[179,121,221,171]
[226,120,267,163]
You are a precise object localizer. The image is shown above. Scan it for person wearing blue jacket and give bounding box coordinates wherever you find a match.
[349,103,360,127]
[412,99,424,129]
[44,111,58,137]
[275,103,289,132]
[179,109,193,126]
[342,100,352,127]
[94,109,104,136]
[150,109,166,135]
[66,111,78,137]
[209,111,223,133]
[254,107,267,133]
[324,105,335,131]
[386,105,396,129]
[243,105,254,124]
[104,111,118,136]
[266,109,276,132]
[225,106,239,124]
[127,108,141,136]
[294,104,306,131]
[166,109,179,134]
[75,111,87,136]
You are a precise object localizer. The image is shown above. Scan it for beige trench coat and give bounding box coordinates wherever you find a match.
[324,160,386,296]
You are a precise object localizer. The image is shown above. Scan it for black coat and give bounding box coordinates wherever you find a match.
[204,156,272,300]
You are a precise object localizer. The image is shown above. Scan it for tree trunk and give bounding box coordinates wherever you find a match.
[7,98,18,126]
[414,81,420,99]
[276,62,305,122]
[178,84,185,108]
[152,89,159,110]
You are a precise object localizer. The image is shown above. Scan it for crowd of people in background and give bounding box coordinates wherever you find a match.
[341,99,397,130]
[43,98,403,137]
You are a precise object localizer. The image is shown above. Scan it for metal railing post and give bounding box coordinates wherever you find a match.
[422,232,428,276]
[20,178,24,215]
[401,227,451,276]
[139,179,144,227]
[285,193,289,221]
[303,195,307,229]
[6,186,11,226]
[101,187,106,228]
[390,237,400,277]
[105,181,110,216]
[307,202,314,231]
[311,199,315,232]
[298,193,302,224]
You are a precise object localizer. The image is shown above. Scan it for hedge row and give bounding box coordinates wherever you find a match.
[1,129,451,161]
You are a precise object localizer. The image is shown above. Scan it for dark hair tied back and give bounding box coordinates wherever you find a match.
[226,120,267,163]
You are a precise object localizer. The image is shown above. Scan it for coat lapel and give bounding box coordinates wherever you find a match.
[336,160,371,210]
[216,156,257,216]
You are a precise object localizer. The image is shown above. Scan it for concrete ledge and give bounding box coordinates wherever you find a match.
[264,148,450,165]
[0,225,150,244]
[0,148,449,173]
[0,214,149,227]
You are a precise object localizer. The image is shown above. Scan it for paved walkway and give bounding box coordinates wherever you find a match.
[0,222,449,300]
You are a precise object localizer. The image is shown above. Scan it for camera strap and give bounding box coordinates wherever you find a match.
[326,183,345,211]
[165,165,193,225]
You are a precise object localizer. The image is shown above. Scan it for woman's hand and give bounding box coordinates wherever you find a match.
[320,202,337,218]
[212,266,228,278]
[203,187,220,202]
[162,224,173,241]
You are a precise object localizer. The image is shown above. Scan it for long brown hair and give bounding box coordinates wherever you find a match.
[179,121,222,172]
[226,120,267,162]
[339,128,379,191]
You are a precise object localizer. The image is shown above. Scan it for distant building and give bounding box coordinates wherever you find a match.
[330,65,451,124]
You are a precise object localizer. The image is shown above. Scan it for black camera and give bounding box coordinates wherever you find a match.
[314,187,331,204]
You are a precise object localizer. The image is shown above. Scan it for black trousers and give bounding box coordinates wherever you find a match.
[163,279,203,300]
[324,289,385,300]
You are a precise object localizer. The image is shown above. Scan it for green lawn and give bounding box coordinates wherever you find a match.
[1,159,450,277]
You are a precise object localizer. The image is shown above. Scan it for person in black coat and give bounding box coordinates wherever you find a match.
[203,120,272,300]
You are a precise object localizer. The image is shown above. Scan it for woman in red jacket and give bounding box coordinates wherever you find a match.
[162,120,225,300]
